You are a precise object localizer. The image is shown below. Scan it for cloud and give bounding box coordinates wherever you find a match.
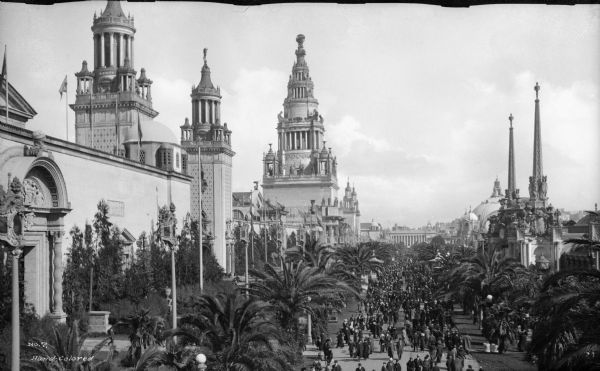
[223,67,288,190]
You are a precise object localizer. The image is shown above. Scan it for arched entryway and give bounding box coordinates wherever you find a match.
[16,156,70,321]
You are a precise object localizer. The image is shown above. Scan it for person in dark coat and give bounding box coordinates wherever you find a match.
[387,341,394,359]
[386,358,394,371]
[349,338,355,358]
[397,338,404,360]
[337,330,344,348]
[363,337,370,359]
[393,359,402,371]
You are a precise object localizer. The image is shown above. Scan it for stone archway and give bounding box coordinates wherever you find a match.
[20,157,70,321]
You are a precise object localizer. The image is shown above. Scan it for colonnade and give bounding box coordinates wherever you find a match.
[279,130,320,151]
[192,99,221,125]
[390,233,430,246]
[95,32,134,69]
[291,86,308,99]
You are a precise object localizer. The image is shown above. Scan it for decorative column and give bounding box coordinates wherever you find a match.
[10,247,22,371]
[130,37,134,68]
[49,231,66,321]
[108,32,114,67]
[100,33,105,67]
[118,33,123,67]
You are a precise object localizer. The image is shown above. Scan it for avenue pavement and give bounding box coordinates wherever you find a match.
[302,341,481,371]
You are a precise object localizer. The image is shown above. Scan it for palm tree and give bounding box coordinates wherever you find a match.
[165,291,294,371]
[21,320,115,371]
[438,243,526,334]
[333,243,386,284]
[530,269,600,371]
[114,308,166,367]
[285,236,336,272]
[448,243,525,300]
[247,259,358,350]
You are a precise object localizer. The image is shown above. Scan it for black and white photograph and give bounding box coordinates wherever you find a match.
[0,1,598,370]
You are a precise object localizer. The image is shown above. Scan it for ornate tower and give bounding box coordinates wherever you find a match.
[262,35,339,209]
[528,82,548,207]
[180,49,234,272]
[71,0,158,154]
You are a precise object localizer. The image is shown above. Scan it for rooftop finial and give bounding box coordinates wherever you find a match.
[296,34,305,48]
[203,48,208,65]
[534,82,540,100]
[509,113,513,128]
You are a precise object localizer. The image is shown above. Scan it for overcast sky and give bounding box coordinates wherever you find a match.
[1,1,598,227]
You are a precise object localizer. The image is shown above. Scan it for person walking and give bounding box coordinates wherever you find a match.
[396,337,404,360]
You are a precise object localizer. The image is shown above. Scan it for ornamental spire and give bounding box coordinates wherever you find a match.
[198,48,215,90]
[507,113,516,198]
[528,82,548,203]
[532,82,543,181]
[295,34,306,64]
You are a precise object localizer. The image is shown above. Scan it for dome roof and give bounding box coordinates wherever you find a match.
[123,119,178,145]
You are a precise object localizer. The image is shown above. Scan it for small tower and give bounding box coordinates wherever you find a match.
[71,0,158,153]
[181,48,235,273]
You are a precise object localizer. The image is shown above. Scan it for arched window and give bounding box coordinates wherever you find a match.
[176,153,180,168]
[139,150,146,164]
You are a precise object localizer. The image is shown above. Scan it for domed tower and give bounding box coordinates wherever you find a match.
[180,48,234,272]
[71,0,158,154]
[262,34,338,210]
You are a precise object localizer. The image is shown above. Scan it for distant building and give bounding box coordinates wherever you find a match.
[360,221,385,242]
[386,224,438,247]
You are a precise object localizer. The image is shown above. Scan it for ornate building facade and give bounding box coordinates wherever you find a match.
[487,83,563,270]
[261,35,360,246]
[180,49,234,272]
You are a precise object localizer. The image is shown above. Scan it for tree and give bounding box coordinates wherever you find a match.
[247,260,357,351]
[161,292,294,370]
[62,225,95,318]
[116,308,166,367]
[333,243,386,284]
[530,269,600,371]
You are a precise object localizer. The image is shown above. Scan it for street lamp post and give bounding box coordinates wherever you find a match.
[159,203,178,330]
[307,296,312,345]
[195,353,207,371]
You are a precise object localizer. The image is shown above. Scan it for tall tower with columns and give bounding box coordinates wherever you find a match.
[180,49,234,272]
[71,0,158,154]
[262,34,339,208]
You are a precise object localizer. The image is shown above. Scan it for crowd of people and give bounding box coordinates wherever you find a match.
[303,259,484,371]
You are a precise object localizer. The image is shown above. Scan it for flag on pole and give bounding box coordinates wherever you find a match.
[59,75,67,99]
[3,45,7,127]
[1,46,6,80]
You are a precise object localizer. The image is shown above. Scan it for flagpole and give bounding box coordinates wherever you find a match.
[89,79,93,149]
[65,77,69,141]
[4,45,8,127]
[115,90,120,155]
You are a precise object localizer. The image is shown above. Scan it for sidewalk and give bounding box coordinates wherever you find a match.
[451,306,536,371]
